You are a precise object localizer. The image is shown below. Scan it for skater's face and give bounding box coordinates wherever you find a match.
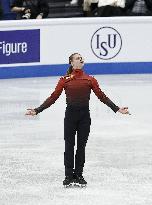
[71,54,84,69]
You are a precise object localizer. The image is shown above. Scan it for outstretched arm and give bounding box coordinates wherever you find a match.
[91,77,130,114]
[117,107,131,115]
[25,77,65,116]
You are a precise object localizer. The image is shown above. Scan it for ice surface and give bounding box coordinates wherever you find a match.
[0,74,152,205]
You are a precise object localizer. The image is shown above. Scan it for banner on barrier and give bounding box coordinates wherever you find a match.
[0,18,152,78]
[0,29,40,64]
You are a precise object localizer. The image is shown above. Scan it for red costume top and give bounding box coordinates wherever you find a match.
[35,69,119,113]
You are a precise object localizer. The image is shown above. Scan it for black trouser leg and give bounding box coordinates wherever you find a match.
[64,108,77,177]
[75,110,91,176]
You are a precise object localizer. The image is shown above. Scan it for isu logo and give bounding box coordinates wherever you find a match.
[91,27,122,60]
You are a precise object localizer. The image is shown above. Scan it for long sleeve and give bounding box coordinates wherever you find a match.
[91,77,119,113]
[34,77,65,114]
[125,0,135,9]
[145,0,152,9]
[10,0,22,8]
[38,0,49,18]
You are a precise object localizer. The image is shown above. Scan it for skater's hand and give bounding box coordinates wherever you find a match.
[36,14,43,19]
[25,108,37,116]
[118,107,131,115]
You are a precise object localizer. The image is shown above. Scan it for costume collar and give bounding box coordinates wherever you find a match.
[71,69,84,76]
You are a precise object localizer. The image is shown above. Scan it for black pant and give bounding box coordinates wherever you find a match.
[95,5,126,17]
[126,11,152,16]
[64,105,91,177]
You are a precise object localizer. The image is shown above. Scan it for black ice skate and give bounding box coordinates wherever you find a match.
[63,176,74,188]
[74,175,87,187]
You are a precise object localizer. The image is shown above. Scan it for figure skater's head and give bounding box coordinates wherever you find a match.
[67,53,84,75]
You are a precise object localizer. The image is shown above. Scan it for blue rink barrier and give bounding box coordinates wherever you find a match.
[0,62,152,79]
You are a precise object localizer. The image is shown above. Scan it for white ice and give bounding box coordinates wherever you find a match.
[0,74,152,205]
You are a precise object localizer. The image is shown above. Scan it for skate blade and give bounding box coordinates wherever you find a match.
[80,184,87,188]
[64,184,72,188]
[74,183,87,188]
[64,182,75,188]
